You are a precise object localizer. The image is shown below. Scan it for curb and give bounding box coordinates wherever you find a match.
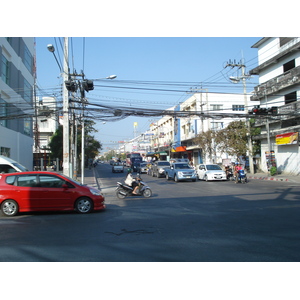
[247,175,289,182]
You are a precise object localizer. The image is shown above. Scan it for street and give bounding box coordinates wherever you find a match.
[0,163,300,262]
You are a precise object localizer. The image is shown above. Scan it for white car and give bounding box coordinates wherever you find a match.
[196,164,227,181]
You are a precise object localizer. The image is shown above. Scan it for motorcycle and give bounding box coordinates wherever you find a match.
[116,178,152,199]
[235,169,248,184]
[225,167,234,181]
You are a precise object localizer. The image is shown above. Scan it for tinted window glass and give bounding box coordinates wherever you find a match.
[6,175,16,185]
[39,175,65,188]
[0,164,17,173]
[17,175,38,187]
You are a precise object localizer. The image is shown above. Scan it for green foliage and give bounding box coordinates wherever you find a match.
[49,121,102,163]
[49,125,63,159]
[270,166,277,176]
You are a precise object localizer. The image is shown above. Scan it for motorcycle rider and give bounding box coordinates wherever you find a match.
[234,162,243,183]
[125,168,141,195]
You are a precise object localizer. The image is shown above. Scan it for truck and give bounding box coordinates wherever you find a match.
[165,162,197,182]
[150,160,170,178]
[126,152,143,171]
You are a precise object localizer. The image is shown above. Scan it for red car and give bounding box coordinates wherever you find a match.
[0,171,105,217]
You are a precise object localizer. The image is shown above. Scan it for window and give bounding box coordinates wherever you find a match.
[17,175,38,187]
[279,37,294,47]
[232,105,245,111]
[0,164,16,174]
[39,175,66,188]
[210,104,223,111]
[24,79,32,103]
[0,147,10,157]
[24,117,31,136]
[0,99,7,127]
[285,91,297,104]
[1,55,9,84]
[211,122,224,130]
[24,45,33,72]
[6,175,16,185]
[283,59,295,73]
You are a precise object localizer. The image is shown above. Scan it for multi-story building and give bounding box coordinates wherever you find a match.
[0,37,35,170]
[33,96,59,168]
[177,92,251,164]
[249,37,300,174]
[149,92,252,165]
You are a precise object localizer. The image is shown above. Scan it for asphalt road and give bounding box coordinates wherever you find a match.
[1,163,300,262]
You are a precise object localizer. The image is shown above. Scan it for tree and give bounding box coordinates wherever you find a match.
[76,119,102,165]
[49,125,63,159]
[49,120,102,167]
[215,120,248,158]
[193,129,218,162]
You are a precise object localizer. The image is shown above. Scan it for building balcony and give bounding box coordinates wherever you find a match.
[251,65,300,101]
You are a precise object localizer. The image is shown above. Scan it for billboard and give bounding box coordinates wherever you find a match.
[275,132,298,145]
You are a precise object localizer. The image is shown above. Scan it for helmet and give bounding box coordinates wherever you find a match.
[127,168,132,173]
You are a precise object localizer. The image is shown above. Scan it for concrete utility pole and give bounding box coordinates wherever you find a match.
[226,59,255,174]
[62,37,70,177]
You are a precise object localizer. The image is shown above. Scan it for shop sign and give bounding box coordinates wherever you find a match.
[275,132,298,145]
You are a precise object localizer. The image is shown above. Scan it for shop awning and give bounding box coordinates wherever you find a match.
[175,146,186,152]
[155,151,168,155]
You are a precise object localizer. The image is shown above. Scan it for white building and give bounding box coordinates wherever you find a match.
[149,92,252,164]
[249,37,300,174]
[34,96,58,150]
[0,37,35,170]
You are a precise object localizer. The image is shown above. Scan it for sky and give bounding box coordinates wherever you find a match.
[35,37,261,153]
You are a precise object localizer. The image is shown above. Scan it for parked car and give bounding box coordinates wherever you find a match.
[0,155,28,173]
[150,161,171,178]
[112,162,124,173]
[0,171,105,217]
[165,163,197,182]
[196,164,227,181]
[137,162,148,174]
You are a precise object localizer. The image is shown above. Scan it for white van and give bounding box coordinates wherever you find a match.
[0,155,28,173]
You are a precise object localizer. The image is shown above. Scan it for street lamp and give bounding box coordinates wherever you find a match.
[93,75,117,81]
[47,38,70,177]
[47,44,63,72]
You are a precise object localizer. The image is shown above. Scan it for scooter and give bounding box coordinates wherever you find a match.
[235,169,248,184]
[226,167,234,181]
[116,178,152,199]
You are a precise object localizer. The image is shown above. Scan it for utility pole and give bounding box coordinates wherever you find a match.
[62,37,70,177]
[226,59,255,174]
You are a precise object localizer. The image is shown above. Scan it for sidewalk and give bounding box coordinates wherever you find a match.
[246,172,300,183]
[81,168,100,189]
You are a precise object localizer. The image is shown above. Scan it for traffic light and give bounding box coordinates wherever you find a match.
[268,106,278,115]
[82,80,94,92]
[65,80,78,92]
[249,105,278,115]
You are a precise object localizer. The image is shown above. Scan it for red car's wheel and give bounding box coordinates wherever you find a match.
[1,199,19,217]
[75,197,93,214]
